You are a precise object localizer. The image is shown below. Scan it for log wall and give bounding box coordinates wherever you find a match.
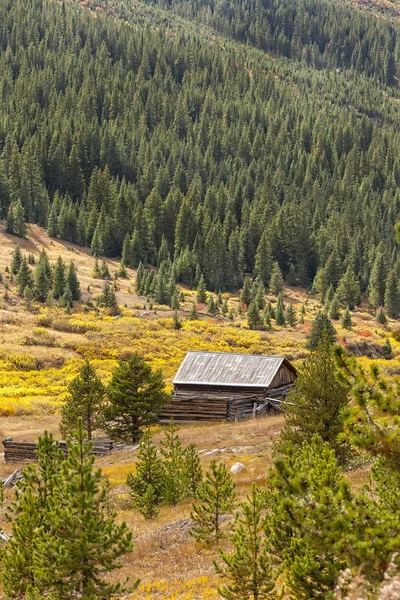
[2,438,114,463]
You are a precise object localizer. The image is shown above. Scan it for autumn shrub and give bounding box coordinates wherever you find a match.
[359,330,373,338]
[52,318,99,334]
[36,313,52,327]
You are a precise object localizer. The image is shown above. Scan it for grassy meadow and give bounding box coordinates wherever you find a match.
[0,223,397,597]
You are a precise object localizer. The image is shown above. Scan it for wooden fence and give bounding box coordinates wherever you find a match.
[2,438,114,463]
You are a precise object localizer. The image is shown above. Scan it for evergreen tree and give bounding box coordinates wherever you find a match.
[384,268,400,318]
[118,259,128,278]
[23,285,34,310]
[173,310,182,330]
[184,443,203,498]
[267,436,353,599]
[215,484,275,600]
[135,262,145,294]
[376,306,388,325]
[196,275,207,304]
[269,262,283,296]
[1,423,134,599]
[189,302,198,320]
[247,301,261,330]
[6,199,27,238]
[59,361,105,440]
[306,311,336,350]
[369,245,387,308]
[254,232,273,288]
[329,293,341,320]
[16,257,33,296]
[240,278,252,308]
[324,284,334,308]
[207,295,218,315]
[278,335,349,461]
[10,244,22,275]
[190,460,236,545]
[286,302,297,327]
[341,306,352,329]
[98,281,118,311]
[92,256,101,278]
[126,429,165,519]
[34,249,52,301]
[103,354,169,443]
[160,421,187,505]
[382,337,393,359]
[336,266,361,310]
[67,261,81,301]
[52,255,66,299]
[99,258,111,280]
[275,293,286,326]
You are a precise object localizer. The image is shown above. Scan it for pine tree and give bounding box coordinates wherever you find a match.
[1,424,134,598]
[189,302,198,320]
[99,257,111,280]
[59,361,105,440]
[23,285,34,310]
[10,244,22,275]
[98,281,118,311]
[16,257,33,296]
[329,293,341,320]
[52,255,66,299]
[34,249,52,302]
[240,278,252,308]
[190,460,236,545]
[126,429,165,519]
[336,266,361,310]
[369,245,387,308]
[263,306,271,329]
[247,301,261,330]
[376,306,388,325]
[103,354,169,443]
[382,337,392,359]
[254,232,273,288]
[384,268,400,318]
[172,310,182,330]
[207,295,218,315]
[135,261,145,294]
[61,282,73,309]
[196,275,207,304]
[341,306,352,329]
[275,293,286,326]
[278,335,349,461]
[67,261,81,301]
[184,443,203,498]
[171,289,180,310]
[306,311,336,350]
[324,284,334,308]
[92,256,101,278]
[215,484,275,600]
[269,262,283,296]
[286,302,297,327]
[267,436,353,599]
[118,259,128,278]
[160,421,187,505]
[6,199,27,238]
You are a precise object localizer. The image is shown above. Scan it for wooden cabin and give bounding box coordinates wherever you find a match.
[160,351,297,423]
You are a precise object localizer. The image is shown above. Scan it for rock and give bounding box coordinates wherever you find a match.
[231,462,245,474]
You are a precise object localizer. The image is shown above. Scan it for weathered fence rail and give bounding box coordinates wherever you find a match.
[2,438,114,463]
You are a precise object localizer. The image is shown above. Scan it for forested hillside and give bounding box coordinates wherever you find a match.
[1,0,400,306]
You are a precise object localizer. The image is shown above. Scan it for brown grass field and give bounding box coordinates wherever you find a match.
[0,223,394,598]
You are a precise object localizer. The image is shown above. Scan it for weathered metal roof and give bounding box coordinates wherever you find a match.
[173,351,296,388]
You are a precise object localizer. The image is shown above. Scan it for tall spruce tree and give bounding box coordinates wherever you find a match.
[306,311,336,350]
[215,484,275,600]
[196,274,207,304]
[52,255,66,299]
[1,424,134,599]
[269,262,283,296]
[336,266,361,310]
[247,301,262,330]
[254,232,273,288]
[67,261,81,301]
[103,354,168,443]
[384,268,400,318]
[16,256,33,296]
[184,443,203,499]
[34,249,52,301]
[126,429,165,519]
[275,293,286,326]
[10,244,22,275]
[160,421,187,505]
[278,335,349,461]
[190,460,236,545]
[60,361,105,440]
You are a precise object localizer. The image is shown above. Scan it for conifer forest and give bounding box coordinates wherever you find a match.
[1,0,400,598]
